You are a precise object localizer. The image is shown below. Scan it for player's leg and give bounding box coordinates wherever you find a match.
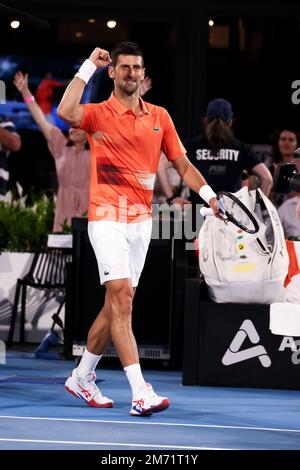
[125,219,170,416]
[64,290,114,408]
[64,219,129,408]
[86,291,112,356]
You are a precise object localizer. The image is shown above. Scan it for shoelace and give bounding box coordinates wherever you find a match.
[133,399,145,408]
[81,373,102,399]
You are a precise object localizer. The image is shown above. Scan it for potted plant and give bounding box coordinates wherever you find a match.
[0,192,55,342]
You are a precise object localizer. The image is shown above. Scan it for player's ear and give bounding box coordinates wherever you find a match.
[108,65,115,79]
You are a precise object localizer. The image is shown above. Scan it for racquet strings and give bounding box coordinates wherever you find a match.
[218,193,257,232]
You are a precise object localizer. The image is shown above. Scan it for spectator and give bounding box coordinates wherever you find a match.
[35,72,66,124]
[0,117,21,198]
[272,128,300,170]
[278,195,300,239]
[271,128,300,207]
[13,71,90,232]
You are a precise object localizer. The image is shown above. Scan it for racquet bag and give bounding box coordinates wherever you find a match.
[198,186,289,303]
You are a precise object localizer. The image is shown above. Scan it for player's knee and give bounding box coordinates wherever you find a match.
[108,281,133,314]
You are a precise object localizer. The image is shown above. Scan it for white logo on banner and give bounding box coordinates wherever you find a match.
[222,319,271,367]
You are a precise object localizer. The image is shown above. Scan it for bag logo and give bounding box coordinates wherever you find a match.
[222,319,271,367]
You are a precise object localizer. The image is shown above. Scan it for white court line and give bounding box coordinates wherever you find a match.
[0,438,229,450]
[0,415,299,434]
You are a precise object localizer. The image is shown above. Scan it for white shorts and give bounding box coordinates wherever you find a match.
[88,219,152,287]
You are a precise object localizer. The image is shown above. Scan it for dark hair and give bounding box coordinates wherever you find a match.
[110,41,144,67]
[203,118,233,154]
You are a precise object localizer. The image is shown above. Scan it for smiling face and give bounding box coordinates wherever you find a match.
[108,54,145,96]
[278,130,298,159]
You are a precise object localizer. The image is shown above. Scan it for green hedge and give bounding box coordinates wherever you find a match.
[0,195,55,252]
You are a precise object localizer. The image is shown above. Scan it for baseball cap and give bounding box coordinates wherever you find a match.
[206,98,233,123]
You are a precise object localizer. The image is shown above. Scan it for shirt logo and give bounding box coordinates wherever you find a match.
[153,127,160,132]
[104,270,110,276]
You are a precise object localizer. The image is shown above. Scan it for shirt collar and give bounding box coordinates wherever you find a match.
[108,92,150,116]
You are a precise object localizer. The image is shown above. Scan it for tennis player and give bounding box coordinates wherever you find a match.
[58,41,219,416]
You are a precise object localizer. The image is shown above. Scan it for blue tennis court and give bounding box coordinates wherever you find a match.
[1,353,300,452]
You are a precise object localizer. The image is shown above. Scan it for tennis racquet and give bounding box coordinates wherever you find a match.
[200,191,259,234]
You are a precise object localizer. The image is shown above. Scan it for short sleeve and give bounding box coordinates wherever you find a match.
[79,103,101,134]
[47,126,67,160]
[243,143,262,172]
[161,109,186,161]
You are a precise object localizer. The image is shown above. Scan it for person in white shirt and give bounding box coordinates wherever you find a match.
[278,195,300,239]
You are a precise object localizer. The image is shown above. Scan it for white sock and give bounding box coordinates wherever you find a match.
[124,363,146,399]
[76,348,102,377]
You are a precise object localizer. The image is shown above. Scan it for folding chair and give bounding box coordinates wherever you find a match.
[7,246,72,346]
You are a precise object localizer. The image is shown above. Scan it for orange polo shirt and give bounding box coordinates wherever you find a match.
[80,93,186,222]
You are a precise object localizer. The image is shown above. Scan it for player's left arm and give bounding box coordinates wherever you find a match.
[172,155,207,194]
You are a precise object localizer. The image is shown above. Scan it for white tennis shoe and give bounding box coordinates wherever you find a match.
[65,368,114,408]
[130,383,170,416]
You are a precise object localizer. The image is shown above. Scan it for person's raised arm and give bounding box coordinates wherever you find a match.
[57,47,111,128]
[13,71,53,141]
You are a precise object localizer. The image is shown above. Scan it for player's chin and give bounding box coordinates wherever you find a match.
[122,83,138,94]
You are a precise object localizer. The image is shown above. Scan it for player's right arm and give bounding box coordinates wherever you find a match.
[57,47,111,128]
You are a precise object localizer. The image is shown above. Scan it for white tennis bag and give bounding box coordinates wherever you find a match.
[198,187,289,303]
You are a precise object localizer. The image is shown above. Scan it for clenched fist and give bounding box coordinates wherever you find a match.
[89,47,111,69]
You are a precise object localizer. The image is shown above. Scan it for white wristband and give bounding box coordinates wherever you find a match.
[199,185,217,204]
[75,59,97,84]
